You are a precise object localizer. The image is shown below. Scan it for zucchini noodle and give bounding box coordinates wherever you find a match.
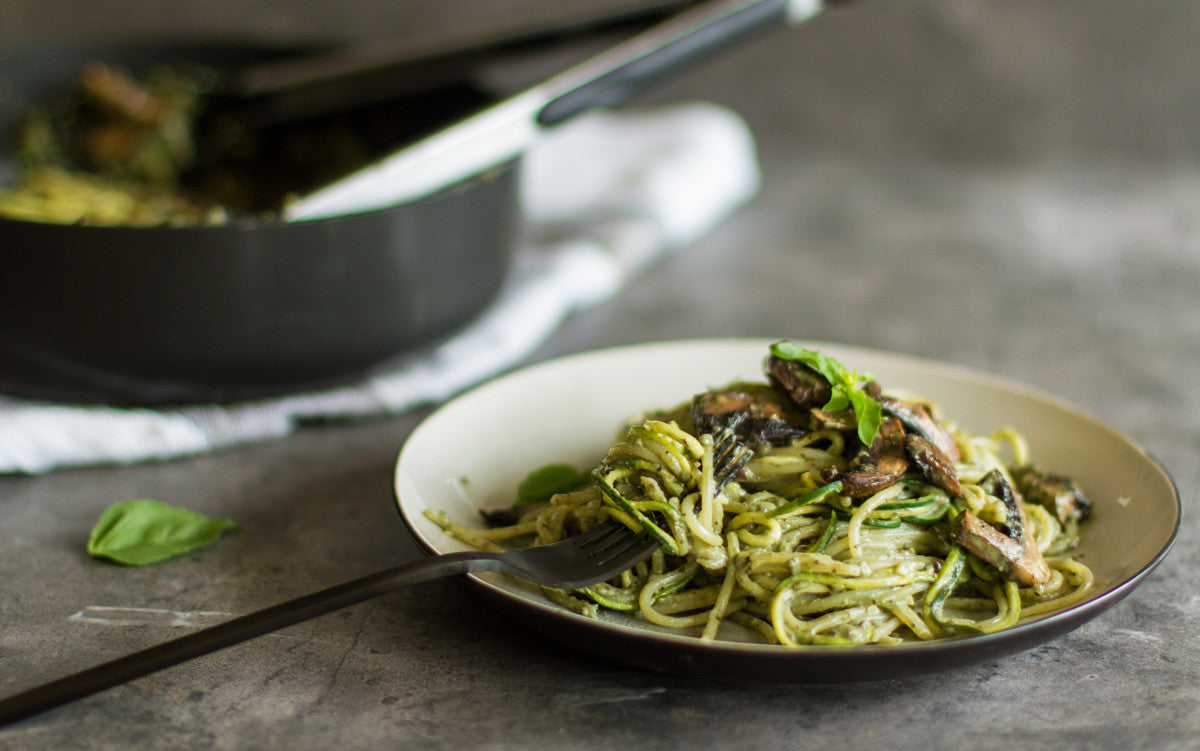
[426,348,1095,647]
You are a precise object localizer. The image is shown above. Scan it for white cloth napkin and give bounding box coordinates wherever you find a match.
[0,102,760,474]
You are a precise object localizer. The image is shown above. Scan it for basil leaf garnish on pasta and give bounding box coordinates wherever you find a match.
[769,342,883,446]
[86,498,241,566]
[516,463,591,505]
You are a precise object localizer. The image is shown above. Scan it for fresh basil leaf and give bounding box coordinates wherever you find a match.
[87,498,241,566]
[770,341,873,384]
[824,390,851,413]
[768,340,808,362]
[516,464,590,505]
[769,341,881,445]
[769,342,848,384]
[847,388,883,446]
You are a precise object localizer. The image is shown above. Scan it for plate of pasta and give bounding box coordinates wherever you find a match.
[393,339,1179,681]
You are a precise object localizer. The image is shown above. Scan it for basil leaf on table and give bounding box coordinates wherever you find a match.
[87,498,242,566]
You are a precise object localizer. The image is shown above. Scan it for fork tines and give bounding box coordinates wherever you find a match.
[577,520,638,556]
[576,520,657,569]
[711,428,752,493]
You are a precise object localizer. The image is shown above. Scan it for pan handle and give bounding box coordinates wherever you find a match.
[537,0,820,127]
[286,0,832,221]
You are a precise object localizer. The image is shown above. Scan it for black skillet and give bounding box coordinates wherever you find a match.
[0,0,830,405]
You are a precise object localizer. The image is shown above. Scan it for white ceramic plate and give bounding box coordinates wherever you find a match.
[393,339,1179,681]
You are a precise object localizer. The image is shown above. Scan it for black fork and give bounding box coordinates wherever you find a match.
[0,519,657,727]
[0,431,751,727]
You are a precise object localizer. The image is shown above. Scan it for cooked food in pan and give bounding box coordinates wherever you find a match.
[427,342,1094,646]
[0,61,467,226]
[0,62,223,225]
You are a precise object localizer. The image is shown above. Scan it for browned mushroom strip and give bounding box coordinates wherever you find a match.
[691,385,806,447]
[878,395,960,462]
[765,354,832,412]
[79,62,167,125]
[981,471,1027,537]
[953,509,1051,587]
[904,433,962,497]
[823,417,908,498]
[1010,465,1093,523]
[951,470,1051,586]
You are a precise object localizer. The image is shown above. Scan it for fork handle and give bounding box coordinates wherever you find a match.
[0,552,503,727]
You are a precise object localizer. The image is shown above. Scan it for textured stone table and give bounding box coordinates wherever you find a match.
[1,2,1197,749]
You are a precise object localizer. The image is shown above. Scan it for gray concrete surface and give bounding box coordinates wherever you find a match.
[1,1,1198,749]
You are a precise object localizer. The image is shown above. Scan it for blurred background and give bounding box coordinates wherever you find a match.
[3,0,1197,170]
